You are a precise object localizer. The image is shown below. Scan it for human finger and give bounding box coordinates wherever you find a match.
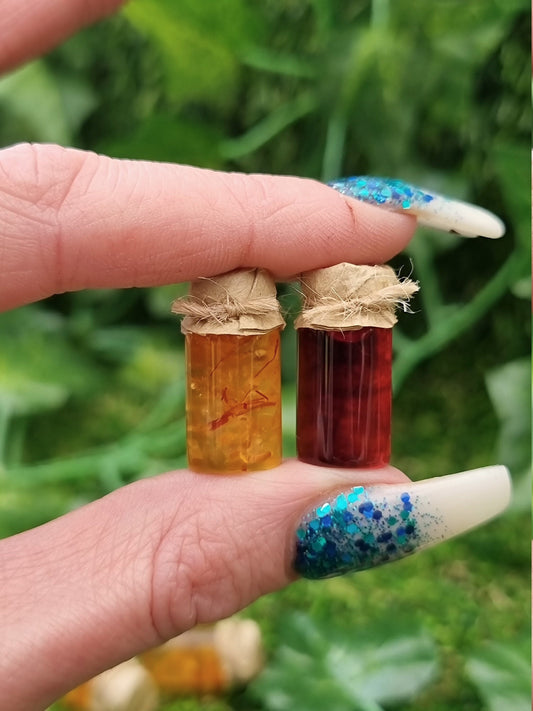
[0,461,509,710]
[0,143,416,311]
[1,145,504,313]
[0,0,126,74]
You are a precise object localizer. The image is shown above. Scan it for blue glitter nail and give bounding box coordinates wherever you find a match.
[317,503,331,517]
[327,176,435,212]
[326,176,505,239]
[336,494,348,510]
[294,486,439,579]
[293,467,512,580]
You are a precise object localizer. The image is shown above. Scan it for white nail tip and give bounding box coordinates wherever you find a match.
[415,196,506,239]
[416,465,510,538]
[368,465,512,549]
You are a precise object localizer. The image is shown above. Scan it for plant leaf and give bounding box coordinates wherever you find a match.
[0,61,71,144]
[330,632,438,705]
[485,358,531,477]
[465,643,531,711]
[249,612,438,711]
[124,0,258,109]
[0,307,102,416]
[492,142,531,252]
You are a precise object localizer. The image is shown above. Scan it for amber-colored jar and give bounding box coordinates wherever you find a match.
[173,269,284,474]
[185,329,281,473]
[295,263,417,468]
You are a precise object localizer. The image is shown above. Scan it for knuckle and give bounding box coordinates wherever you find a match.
[217,172,259,262]
[148,499,245,641]
[242,172,284,225]
[222,172,294,264]
[0,143,83,210]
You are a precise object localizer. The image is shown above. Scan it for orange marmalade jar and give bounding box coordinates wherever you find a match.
[173,269,284,474]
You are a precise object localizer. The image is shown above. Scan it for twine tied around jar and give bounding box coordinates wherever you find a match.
[172,268,285,336]
[294,263,419,330]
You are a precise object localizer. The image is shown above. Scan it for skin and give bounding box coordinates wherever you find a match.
[0,2,416,708]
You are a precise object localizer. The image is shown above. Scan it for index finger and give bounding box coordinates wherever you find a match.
[0,143,416,311]
[0,0,126,74]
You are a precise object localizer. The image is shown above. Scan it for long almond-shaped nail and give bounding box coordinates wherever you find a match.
[294,466,511,579]
[328,176,505,238]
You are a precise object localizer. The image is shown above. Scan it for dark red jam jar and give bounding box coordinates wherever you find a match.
[297,326,392,467]
[295,262,418,469]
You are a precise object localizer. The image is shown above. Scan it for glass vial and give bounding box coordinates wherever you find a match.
[173,269,284,474]
[297,326,392,467]
[295,263,418,469]
[186,329,281,473]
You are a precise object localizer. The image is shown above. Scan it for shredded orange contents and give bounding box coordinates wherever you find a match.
[186,330,282,473]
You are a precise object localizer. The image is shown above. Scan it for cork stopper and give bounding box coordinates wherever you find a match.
[172,268,285,336]
[294,263,419,330]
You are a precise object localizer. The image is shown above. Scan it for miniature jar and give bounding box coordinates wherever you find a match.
[295,263,418,468]
[172,269,284,474]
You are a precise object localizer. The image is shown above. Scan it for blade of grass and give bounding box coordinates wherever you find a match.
[4,421,186,487]
[241,47,317,78]
[220,92,317,159]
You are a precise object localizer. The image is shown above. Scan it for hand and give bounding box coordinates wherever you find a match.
[0,3,509,710]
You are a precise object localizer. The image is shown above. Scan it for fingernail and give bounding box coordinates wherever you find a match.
[294,465,511,579]
[328,176,505,238]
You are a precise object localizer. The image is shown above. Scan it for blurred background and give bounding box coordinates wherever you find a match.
[0,0,530,709]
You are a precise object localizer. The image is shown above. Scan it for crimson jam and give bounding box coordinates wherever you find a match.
[297,326,392,467]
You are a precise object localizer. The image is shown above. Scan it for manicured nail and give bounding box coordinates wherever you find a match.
[294,466,511,579]
[328,176,505,238]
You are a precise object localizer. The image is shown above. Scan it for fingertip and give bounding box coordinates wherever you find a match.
[0,0,127,74]
[238,174,417,276]
[340,194,418,262]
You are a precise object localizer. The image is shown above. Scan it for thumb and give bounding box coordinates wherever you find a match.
[0,461,509,710]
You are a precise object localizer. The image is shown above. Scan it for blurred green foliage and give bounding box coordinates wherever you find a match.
[0,1,530,710]
[465,642,531,711]
[249,612,438,710]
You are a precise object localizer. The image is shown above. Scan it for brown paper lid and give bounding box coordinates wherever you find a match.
[172,268,285,335]
[294,263,419,330]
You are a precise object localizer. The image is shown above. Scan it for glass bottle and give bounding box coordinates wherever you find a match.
[173,269,284,474]
[295,263,417,468]
[297,326,391,467]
